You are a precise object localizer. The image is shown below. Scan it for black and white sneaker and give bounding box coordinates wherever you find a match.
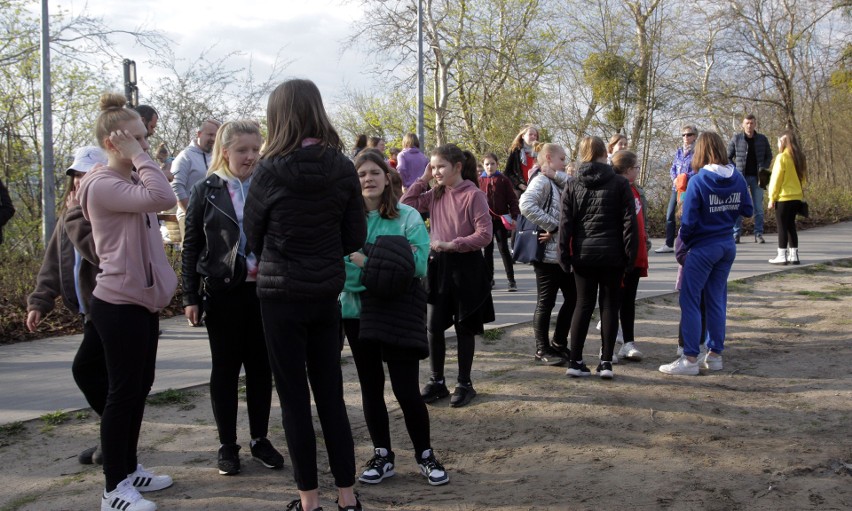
[127,464,173,492]
[535,347,567,366]
[251,437,284,469]
[101,479,156,511]
[566,360,591,377]
[417,449,449,486]
[218,443,241,475]
[359,447,395,484]
[596,361,614,379]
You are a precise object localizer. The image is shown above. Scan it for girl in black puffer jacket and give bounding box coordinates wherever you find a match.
[558,136,638,380]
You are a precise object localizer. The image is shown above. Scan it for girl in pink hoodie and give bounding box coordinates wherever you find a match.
[78,93,177,511]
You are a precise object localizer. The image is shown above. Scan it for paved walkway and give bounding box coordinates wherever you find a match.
[1,222,850,424]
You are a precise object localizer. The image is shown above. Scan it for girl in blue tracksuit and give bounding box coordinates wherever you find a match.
[659,132,753,376]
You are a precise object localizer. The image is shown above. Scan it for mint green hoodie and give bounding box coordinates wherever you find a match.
[340,203,430,319]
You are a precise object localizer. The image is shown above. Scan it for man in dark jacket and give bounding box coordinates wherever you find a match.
[728,114,772,243]
[0,177,14,245]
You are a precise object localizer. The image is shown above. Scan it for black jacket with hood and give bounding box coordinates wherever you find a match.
[558,161,638,272]
[243,145,367,302]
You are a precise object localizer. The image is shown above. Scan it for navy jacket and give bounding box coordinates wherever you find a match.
[727,132,773,176]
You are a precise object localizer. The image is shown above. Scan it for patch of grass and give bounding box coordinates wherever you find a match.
[800,263,828,274]
[796,286,852,301]
[0,493,39,511]
[482,328,504,342]
[731,310,759,320]
[147,388,196,406]
[74,411,90,421]
[0,422,25,436]
[727,280,750,293]
[40,410,69,427]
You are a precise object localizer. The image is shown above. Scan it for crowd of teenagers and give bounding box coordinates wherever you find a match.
[20,76,808,510]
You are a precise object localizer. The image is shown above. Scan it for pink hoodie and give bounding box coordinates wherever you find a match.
[78,153,178,312]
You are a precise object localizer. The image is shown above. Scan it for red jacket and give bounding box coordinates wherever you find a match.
[478,171,520,219]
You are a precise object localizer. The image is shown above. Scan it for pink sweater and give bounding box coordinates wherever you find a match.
[401,178,492,252]
[78,153,178,312]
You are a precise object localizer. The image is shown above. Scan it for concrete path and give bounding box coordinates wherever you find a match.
[1,221,850,424]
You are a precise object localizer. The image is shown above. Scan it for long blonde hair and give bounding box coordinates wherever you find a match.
[509,125,538,152]
[263,79,342,159]
[207,120,262,176]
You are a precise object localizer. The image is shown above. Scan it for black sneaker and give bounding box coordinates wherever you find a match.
[553,344,571,361]
[250,437,284,469]
[358,447,395,484]
[756,234,765,244]
[78,445,97,465]
[566,360,591,377]
[535,347,567,366]
[336,494,363,511]
[449,382,477,408]
[507,280,518,292]
[417,448,449,486]
[286,499,323,511]
[734,234,741,244]
[92,443,103,465]
[421,378,450,404]
[218,443,241,475]
[596,361,614,379]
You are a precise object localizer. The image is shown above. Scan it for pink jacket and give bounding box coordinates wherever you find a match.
[78,153,178,312]
[401,178,492,252]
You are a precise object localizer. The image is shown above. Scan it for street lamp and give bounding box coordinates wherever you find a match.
[123,59,138,107]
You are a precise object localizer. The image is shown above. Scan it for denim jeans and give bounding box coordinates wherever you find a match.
[733,174,763,237]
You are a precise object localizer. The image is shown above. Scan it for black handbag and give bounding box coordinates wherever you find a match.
[797,200,809,218]
[758,167,771,189]
[512,179,554,264]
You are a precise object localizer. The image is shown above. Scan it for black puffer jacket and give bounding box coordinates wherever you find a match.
[244,145,367,301]
[558,161,638,271]
[182,174,248,306]
[359,235,428,359]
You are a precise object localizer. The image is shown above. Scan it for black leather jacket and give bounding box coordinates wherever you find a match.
[182,174,248,306]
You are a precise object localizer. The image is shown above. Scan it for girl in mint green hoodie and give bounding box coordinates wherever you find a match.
[340,149,449,487]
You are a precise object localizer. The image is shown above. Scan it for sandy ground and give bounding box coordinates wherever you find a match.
[1,261,850,511]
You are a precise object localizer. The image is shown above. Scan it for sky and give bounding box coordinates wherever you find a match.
[59,0,377,110]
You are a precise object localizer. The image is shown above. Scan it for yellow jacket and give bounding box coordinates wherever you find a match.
[767,149,805,202]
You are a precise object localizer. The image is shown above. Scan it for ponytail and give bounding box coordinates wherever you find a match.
[431,143,478,200]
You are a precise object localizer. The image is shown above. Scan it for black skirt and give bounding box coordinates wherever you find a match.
[425,250,495,334]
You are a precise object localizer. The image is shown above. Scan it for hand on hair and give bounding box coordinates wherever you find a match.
[421,163,434,183]
[109,129,144,160]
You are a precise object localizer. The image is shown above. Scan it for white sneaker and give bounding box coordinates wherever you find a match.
[127,464,173,492]
[102,479,156,511]
[659,356,699,375]
[655,244,675,253]
[617,342,643,361]
[701,352,723,371]
[599,347,618,364]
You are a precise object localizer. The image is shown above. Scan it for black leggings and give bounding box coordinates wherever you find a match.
[427,303,476,385]
[775,200,800,249]
[343,320,431,455]
[571,266,623,363]
[204,282,272,445]
[260,299,355,491]
[618,268,642,344]
[73,318,108,416]
[532,262,576,350]
[90,297,159,492]
[484,218,514,282]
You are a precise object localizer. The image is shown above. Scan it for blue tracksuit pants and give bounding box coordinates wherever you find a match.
[679,239,736,357]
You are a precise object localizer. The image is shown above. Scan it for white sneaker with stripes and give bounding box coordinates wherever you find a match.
[101,479,156,511]
[127,464,173,492]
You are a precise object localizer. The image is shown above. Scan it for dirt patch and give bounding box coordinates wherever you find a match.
[1,263,850,510]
